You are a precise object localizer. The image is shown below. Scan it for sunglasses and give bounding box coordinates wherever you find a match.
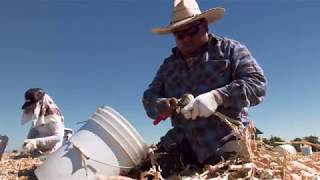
[173,23,202,40]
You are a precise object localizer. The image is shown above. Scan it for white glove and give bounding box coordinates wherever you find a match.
[181,91,219,120]
[23,139,37,153]
[178,94,194,119]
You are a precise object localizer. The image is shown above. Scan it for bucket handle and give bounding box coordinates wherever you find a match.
[71,141,135,171]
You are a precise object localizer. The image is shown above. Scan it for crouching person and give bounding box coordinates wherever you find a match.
[21,88,64,154]
[140,0,267,178]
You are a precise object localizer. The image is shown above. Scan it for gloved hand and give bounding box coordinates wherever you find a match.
[181,90,221,120]
[23,139,37,153]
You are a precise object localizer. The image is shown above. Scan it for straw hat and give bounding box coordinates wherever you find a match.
[152,0,225,35]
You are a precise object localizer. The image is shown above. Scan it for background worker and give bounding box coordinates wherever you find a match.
[21,88,64,153]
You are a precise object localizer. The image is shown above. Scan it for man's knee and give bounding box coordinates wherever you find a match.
[217,140,250,158]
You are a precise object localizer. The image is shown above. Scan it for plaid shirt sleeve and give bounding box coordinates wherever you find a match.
[142,59,169,119]
[216,40,267,109]
[143,37,267,120]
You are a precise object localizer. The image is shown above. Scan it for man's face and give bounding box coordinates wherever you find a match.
[172,20,209,57]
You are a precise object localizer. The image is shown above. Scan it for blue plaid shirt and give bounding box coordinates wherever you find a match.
[143,34,267,163]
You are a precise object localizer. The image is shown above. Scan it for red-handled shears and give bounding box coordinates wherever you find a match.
[153,115,167,125]
[152,94,194,126]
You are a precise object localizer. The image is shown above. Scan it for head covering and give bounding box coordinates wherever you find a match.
[152,0,225,35]
[21,90,63,127]
[21,88,45,110]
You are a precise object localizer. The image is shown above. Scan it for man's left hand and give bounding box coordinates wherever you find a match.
[181,90,222,120]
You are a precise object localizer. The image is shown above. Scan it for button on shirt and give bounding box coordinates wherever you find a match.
[143,34,267,163]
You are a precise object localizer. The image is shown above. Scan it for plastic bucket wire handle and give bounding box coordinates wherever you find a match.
[35,128,120,179]
[35,106,148,179]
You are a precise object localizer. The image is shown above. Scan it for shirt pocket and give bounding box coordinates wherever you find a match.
[164,68,187,97]
[201,59,232,89]
[205,59,230,73]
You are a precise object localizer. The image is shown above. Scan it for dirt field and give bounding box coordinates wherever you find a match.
[0,149,319,179]
[0,152,42,180]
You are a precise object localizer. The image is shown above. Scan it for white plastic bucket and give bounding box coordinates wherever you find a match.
[275,144,297,158]
[301,146,313,156]
[35,106,148,179]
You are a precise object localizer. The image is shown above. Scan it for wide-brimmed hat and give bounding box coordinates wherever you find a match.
[152,0,225,35]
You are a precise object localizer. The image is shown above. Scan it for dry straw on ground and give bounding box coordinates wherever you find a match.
[0,152,41,180]
[1,143,319,180]
[138,142,320,180]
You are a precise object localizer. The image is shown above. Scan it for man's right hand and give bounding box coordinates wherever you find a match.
[23,139,37,153]
[157,98,179,118]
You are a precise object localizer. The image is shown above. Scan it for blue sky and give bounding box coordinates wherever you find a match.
[0,0,319,150]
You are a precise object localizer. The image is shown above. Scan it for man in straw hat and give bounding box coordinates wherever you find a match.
[142,0,266,177]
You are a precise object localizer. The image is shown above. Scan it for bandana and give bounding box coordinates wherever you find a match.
[21,94,63,127]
